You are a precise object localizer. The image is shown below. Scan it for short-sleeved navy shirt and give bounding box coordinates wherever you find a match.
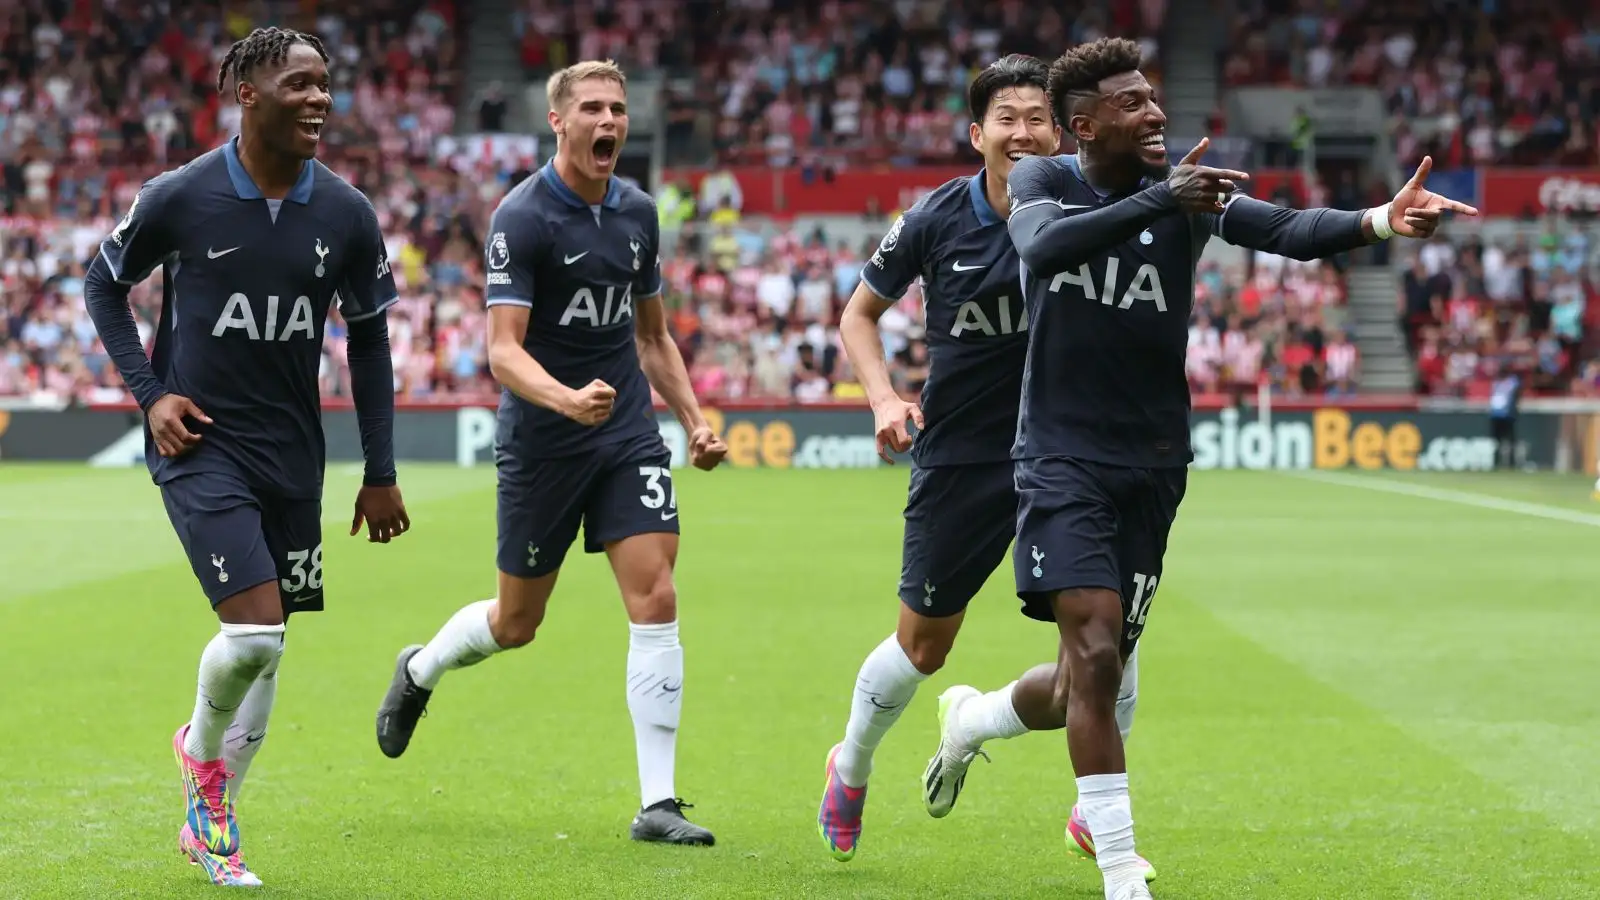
[485,164,663,460]
[861,172,1027,467]
[98,138,398,498]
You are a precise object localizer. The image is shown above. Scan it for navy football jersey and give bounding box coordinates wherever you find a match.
[861,172,1027,467]
[98,139,398,498]
[1008,154,1223,469]
[485,164,663,460]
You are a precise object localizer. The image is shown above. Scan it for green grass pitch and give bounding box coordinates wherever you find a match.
[2,462,1598,898]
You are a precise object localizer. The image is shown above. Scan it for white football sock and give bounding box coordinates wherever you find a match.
[407,599,502,691]
[1115,646,1139,745]
[184,623,285,761]
[834,634,927,788]
[223,635,284,798]
[627,620,683,808]
[1078,772,1142,889]
[952,680,1030,752]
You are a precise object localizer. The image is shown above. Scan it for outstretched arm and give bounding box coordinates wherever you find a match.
[1210,196,1373,261]
[1215,155,1479,261]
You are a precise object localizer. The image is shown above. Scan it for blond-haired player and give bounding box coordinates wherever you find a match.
[375,60,727,846]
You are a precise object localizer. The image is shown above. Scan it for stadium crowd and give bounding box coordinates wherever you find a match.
[1229,0,1600,168]
[1399,224,1600,398]
[1,0,1177,407]
[1183,254,1358,399]
[7,0,1600,406]
[0,0,508,404]
[656,0,1168,167]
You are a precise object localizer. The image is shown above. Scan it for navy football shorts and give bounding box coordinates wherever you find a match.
[898,462,1017,618]
[496,431,679,579]
[1013,456,1187,655]
[160,467,324,617]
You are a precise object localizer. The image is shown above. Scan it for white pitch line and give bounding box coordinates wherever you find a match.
[1289,470,1600,528]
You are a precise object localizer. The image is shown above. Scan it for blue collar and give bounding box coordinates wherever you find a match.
[223,137,315,204]
[968,171,1002,227]
[541,162,622,210]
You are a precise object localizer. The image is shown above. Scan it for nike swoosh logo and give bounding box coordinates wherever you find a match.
[661,510,678,521]
[243,732,266,745]
[563,251,589,264]
[207,247,239,259]
[951,261,985,271]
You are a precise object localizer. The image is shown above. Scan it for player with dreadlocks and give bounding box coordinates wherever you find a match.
[83,27,409,887]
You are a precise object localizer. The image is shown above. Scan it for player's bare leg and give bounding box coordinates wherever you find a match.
[606,531,713,847]
[176,582,283,880]
[820,606,961,861]
[979,653,1155,881]
[376,570,556,758]
[1051,587,1149,900]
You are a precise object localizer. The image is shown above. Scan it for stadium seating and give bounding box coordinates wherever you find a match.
[1222,0,1599,169]
[9,0,1596,403]
[1218,0,1599,397]
[0,0,497,404]
[657,0,1166,169]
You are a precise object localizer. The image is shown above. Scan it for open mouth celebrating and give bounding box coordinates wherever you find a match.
[1137,131,1166,156]
[297,116,324,141]
[593,136,617,168]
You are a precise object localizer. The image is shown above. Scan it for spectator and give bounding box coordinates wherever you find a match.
[476,81,508,132]
[1487,361,1523,469]
[1323,329,1360,397]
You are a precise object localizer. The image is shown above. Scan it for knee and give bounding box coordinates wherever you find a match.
[490,601,543,649]
[1060,634,1123,709]
[900,631,954,675]
[218,622,286,675]
[628,574,677,625]
[896,624,953,672]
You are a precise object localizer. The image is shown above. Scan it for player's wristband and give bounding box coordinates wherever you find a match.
[1369,203,1395,241]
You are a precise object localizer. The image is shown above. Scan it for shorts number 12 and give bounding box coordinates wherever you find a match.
[1127,572,1158,627]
